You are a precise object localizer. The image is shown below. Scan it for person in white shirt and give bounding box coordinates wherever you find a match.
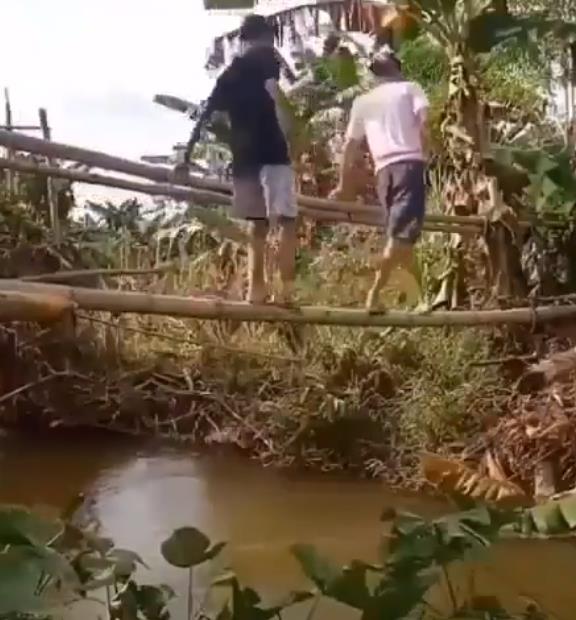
[330,46,429,313]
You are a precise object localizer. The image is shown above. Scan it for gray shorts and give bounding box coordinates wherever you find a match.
[376,160,426,244]
[232,164,298,221]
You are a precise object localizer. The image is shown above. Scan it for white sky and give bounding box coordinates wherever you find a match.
[1,0,241,203]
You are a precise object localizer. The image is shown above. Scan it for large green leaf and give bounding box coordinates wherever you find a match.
[519,495,576,536]
[0,545,80,614]
[491,144,576,216]
[290,544,376,610]
[107,548,148,577]
[385,507,504,578]
[213,571,311,620]
[0,506,62,547]
[160,527,226,568]
[133,584,175,620]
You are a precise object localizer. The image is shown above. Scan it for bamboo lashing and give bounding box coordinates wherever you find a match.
[0,279,575,328]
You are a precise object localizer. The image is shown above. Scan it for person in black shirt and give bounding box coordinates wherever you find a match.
[177,14,297,305]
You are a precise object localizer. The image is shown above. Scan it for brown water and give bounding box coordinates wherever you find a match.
[0,431,575,619]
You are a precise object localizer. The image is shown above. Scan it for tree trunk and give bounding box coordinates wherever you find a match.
[440,50,526,306]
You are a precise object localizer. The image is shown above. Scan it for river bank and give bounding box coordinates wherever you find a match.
[1,312,510,489]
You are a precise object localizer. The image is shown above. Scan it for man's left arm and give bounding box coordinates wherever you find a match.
[264,78,291,142]
[411,84,430,160]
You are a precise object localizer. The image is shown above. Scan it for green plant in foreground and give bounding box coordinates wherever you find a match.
[5,495,576,619]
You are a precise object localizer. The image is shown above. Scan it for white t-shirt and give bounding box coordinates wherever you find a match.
[345,80,429,172]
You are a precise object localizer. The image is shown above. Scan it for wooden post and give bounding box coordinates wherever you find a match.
[3,88,14,194]
[38,108,61,245]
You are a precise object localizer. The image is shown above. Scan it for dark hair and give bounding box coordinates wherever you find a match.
[369,53,402,77]
[239,14,274,42]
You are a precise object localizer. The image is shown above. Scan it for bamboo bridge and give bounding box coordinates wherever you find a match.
[0,129,574,330]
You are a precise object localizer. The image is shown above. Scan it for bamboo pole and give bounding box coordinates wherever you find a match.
[0,129,560,230]
[21,264,176,283]
[0,279,575,328]
[0,290,74,323]
[38,108,61,246]
[3,90,14,194]
[0,157,482,234]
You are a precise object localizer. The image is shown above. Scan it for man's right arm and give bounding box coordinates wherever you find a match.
[183,82,224,165]
[329,97,364,201]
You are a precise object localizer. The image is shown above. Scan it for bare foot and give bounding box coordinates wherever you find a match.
[272,282,297,308]
[414,301,433,315]
[365,288,387,315]
[246,287,268,305]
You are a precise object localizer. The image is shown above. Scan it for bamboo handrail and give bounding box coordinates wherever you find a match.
[0,130,561,231]
[0,157,481,234]
[1,279,575,328]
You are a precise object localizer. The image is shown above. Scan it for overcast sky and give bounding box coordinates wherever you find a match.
[1,1,241,202]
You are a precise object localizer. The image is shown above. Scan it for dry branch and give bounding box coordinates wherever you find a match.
[0,130,560,230]
[1,279,576,328]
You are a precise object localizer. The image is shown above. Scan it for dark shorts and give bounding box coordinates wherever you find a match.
[376,160,426,244]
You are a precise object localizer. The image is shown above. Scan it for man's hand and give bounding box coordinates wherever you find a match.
[172,162,191,185]
[328,184,355,202]
[172,127,201,185]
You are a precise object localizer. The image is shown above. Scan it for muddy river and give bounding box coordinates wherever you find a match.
[0,431,575,619]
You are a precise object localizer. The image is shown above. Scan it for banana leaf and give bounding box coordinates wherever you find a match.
[517,494,576,537]
[421,453,531,507]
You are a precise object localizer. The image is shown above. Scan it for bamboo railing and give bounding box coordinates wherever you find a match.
[0,129,562,233]
[2,130,575,331]
[0,279,575,328]
[0,157,478,235]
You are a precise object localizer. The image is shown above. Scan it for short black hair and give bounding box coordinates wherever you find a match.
[369,52,402,77]
[239,14,274,42]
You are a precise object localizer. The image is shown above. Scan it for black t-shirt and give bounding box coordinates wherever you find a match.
[206,46,290,177]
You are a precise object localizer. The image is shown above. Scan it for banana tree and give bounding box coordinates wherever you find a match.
[388,0,576,305]
[395,1,570,205]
